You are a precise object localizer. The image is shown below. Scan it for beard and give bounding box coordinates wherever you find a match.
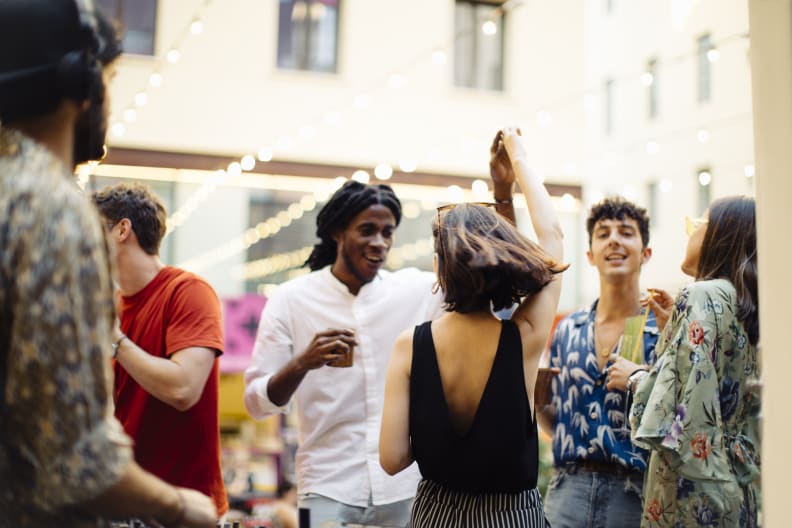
[341,245,380,285]
[72,97,107,166]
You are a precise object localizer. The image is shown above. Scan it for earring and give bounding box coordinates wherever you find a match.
[432,281,441,294]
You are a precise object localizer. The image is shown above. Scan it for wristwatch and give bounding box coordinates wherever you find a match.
[627,369,648,393]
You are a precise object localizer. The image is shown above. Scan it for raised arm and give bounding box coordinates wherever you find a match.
[489,130,517,225]
[501,127,564,261]
[501,127,565,352]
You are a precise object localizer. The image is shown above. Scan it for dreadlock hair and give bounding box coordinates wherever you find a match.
[586,196,651,248]
[697,196,759,345]
[434,203,568,313]
[305,180,402,271]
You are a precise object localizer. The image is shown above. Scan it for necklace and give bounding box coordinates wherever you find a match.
[594,322,622,358]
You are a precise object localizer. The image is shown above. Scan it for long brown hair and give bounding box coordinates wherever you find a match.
[434,204,568,313]
[697,196,759,344]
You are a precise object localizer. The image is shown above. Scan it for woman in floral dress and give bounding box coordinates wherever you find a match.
[629,196,760,527]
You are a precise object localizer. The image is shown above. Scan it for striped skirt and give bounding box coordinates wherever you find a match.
[410,479,550,528]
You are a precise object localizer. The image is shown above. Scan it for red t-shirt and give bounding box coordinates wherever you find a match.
[114,266,228,515]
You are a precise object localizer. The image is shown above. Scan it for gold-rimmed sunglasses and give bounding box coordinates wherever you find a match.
[684,215,708,236]
[435,202,496,259]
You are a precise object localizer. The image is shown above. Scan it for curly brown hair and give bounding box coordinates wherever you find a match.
[434,204,568,313]
[586,197,650,248]
[92,182,167,256]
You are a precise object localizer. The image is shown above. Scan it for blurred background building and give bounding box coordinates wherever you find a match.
[87,0,753,306]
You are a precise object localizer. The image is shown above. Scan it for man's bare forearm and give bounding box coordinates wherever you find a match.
[266,356,309,406]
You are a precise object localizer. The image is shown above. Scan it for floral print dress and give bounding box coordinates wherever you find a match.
[630,279,760,527]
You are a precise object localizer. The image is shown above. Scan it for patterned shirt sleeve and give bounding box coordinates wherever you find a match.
[4,187,133,509]
[630,284,732,481]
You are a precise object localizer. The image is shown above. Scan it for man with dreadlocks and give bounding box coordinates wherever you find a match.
[244,180,445,527]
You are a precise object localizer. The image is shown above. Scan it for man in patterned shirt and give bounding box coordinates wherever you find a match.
[0,1,216,526]
[539,198,660,528]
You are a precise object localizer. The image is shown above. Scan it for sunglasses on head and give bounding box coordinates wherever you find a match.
[435,202,496,259]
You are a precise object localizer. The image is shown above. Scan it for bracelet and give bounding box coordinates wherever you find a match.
[111,334,127,359]
[494,197,513,204]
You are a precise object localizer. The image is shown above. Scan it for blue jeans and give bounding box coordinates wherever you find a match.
[543,467,643,528]
[298,493,412,528]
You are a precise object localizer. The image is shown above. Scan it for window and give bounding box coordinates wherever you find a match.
[277,0,340,73]
[603,78,614,135]
[696,168,712,215]
[96,0,157,56]
[454,1,505,91]
[646,58,658,119]
[697,33,712,102]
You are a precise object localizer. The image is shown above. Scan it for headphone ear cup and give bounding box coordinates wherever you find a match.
[56,50,101,102]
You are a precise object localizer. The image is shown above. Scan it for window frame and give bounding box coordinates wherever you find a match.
[96,0,158,57]
[276,0,341,74]
[453,0,506,92]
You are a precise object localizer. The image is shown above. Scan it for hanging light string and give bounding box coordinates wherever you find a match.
[240,235,436,282]
[109,0,215,140]
[177,184,333,273]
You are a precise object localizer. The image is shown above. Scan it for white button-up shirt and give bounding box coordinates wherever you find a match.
[244,266,445,507]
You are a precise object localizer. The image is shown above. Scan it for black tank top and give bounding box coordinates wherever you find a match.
[408,319,539,493]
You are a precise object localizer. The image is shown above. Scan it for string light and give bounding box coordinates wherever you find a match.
[112,8,748,260]
[240,154,256,171]
[257,147,273,162]
[108,0,214,141]
[374,164,393,180]
[190,19,204,35]
[481,20,498,36]
[179,186,338,273]
[399,159,417,173]
[352,170,370,183]
[166,49,182,64]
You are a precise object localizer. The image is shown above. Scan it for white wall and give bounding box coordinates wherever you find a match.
[579,0,754,302]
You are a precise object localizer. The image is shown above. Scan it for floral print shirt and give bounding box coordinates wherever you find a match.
[0,128,133,526]
[549,300,659,470]
[631,279,760,527]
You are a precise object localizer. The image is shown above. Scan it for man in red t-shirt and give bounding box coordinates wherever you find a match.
[93,183,228,517]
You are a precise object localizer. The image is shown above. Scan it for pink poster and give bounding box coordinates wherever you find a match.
[221,293,267,373]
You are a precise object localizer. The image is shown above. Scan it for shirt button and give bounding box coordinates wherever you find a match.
[595,379,603,386]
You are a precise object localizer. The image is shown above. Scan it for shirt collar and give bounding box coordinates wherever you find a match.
[572,297,659,335]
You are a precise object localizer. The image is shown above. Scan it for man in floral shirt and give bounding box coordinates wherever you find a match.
[0,1,215,526]
[538,198,660,528]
